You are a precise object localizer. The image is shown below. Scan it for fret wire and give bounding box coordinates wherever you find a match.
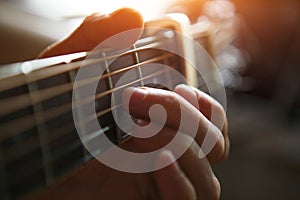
[0,40,166,93]
[102,51,122,143]
[0,54,172,117]
[132,44,144,86]
[68,69,90,163]
[83,68,172,125]
[27,81,54,184]
[94,68,171,100]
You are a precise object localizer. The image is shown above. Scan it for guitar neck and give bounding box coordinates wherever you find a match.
[0,15,213,199]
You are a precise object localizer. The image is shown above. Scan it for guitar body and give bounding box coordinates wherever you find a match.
[0,14,215,199]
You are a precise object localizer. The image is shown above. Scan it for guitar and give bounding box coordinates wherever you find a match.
[0,14,223,199]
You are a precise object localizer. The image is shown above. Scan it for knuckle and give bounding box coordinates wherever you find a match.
[164,91,179,105]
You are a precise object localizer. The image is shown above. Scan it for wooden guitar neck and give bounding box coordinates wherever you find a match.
[0,14,214,199]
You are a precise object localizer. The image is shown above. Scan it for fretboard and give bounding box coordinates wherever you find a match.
[0,15,214,199]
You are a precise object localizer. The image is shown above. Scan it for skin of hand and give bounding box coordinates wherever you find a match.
[34,7,229,200]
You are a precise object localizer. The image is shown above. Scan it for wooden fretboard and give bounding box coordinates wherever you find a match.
[0,15,215,199]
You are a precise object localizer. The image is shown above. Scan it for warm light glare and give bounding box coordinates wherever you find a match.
[26,0,174,20]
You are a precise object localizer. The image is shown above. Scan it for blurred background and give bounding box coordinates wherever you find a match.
[0,0,299,199]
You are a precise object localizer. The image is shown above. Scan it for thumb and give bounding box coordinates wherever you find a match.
[154,150,197,200]
[39,7,144,58]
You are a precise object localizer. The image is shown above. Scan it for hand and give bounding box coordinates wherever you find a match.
[34,86,226,200]
[38,8,144,58]
[34,7,229,200]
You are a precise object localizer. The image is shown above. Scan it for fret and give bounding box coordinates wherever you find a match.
[161,50,174,89]
[0,76,46,199]
[27,80,54,185]
[163,31,181,90]
[102,51,122,143]
[132,44,145,86]
[68,69,90,163]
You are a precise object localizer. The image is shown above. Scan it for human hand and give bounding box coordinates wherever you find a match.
[38,7,144,58]
[35,7,229,200]
[36,85,227,200]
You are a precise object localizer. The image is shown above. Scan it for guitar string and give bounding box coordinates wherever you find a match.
[0,53,173,117]
[0,67,172,142]
[1,32,214,164]
[1,82,211,166]
[5,70,168,164]
[1,80,214,167]
[0,40,167,93]
[0,21,213,198]
[0,72,210,144]
[0,65,213,163]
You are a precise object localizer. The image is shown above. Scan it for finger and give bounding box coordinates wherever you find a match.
[174,84,229,161]
[154,150,196,200]
[174,84,225,130]
[132,126,220,200]
[177,142,221,200]
[122,87,225,162]
[38,8,144,58]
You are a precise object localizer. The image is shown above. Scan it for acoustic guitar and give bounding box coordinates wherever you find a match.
[0,14,223,199]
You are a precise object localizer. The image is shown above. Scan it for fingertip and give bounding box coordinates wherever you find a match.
[174,84,199,109]
[122,87,149,111]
